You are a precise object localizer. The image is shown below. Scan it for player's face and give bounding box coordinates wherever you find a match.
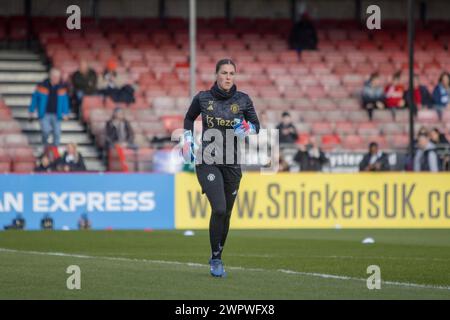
[216,64,236,91]
[372,77,380,87]
[50,69,61,85]
[418,136,428,149]
[430,130,439,141]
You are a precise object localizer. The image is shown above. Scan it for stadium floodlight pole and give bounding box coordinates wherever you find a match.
[189,0,197,99]
[407,0,415,159]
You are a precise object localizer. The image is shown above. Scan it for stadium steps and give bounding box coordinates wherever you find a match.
[0,50,105,171]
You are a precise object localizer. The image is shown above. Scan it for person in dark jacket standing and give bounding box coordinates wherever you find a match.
[183,59,260,278]
[28,68,70,146]
[359,142,390,172]
[71,60,98,117]
[289,13,318,52]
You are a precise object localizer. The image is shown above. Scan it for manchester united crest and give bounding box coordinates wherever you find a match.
[230,103,240,114]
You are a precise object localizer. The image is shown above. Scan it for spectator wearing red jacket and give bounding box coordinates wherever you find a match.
[384,71,405,120]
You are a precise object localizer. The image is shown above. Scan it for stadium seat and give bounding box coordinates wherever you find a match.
[0,160,10,172]
[12,162,35,173]
[321,134,341,147]
[342,135,365,150]
[357,122,379,136]
[334,121,356,135]
[312,122,333,135]
[417,110,439,123]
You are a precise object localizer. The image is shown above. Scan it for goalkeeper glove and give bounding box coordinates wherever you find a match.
[233,118,256,138]
[181,130,198,163]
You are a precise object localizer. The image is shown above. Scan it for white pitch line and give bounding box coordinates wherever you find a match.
[0,247,449,292]
[229,253,450,262]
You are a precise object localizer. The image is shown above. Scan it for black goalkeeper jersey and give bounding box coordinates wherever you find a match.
[184,82,260,167]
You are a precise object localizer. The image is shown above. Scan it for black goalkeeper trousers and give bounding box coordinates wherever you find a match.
[196,164,242,260]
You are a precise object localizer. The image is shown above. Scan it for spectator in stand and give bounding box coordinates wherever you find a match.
[432,72,450,121]
[105,107,135,150]
[277,112,298,145]
[362,72,385,121]
[278,154,290,172]
[71,60,98,118]
[359,142,390,172]
[430,127,450,171]
[54,143,86,172]
[404,74,433,115]
[34,154,54,172]
[288,12,318,53]
[293,137,328,171]
[430,127,449,145]
[417,125,429,137]
[28,68,70,146]
[384,71,406,120]
[414,133,439,172]
[98,58,135,104]
[411,126,429,151]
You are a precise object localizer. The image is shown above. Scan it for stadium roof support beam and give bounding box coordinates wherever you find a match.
[90,0,99,23]
[24,0,31,48]
[159,0,166,24]
[290,0,296,22]
[407,0,415,158]
[355,0,362,22]
[225,0,231,25]
[189,0,197,99]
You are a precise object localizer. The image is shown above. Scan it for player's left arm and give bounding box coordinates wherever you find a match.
[242,96,260,134]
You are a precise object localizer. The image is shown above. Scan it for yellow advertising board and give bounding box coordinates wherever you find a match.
[175,172,450,228]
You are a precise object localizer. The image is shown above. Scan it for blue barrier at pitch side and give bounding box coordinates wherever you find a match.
[0,173,174,230]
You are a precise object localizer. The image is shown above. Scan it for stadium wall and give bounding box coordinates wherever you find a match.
[0,173,174,230]
[1,0,450,20]
[2,172,448,230]
[175,172,450,229]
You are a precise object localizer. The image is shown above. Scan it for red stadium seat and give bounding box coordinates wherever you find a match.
[312,122,333,135]
[357,122,379,136]
[0,161,10,172]
[301,111,324,122]
[12,162,35,173]
[161,115,184,132]
[321,134,341,146]
[334,121,356,135]
[315,98,336,111]
[342,135,364,150]
[388,134,409,149]
[296,133,310,145]
[10,148,35,162]
[381,123,406,135]
[417,110,439,123]
[323,110,348,122]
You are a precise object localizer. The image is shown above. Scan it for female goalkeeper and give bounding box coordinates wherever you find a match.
[182,59,260,278]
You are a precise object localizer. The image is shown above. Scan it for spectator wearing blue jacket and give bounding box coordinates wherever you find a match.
[432,72,450,121]
[29,68,70,146]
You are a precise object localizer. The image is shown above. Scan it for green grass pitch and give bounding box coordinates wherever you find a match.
[0,229,449,299]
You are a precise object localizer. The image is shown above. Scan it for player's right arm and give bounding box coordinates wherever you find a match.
[184,94,201,132]
[182,95,202,163]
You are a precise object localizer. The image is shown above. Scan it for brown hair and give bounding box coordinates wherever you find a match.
[215,59,236,73]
